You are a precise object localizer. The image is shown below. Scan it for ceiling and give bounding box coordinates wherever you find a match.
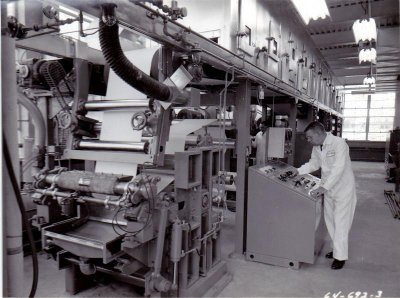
[304,0,400,92]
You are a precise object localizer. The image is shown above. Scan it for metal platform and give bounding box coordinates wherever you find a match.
[43,218,124,263]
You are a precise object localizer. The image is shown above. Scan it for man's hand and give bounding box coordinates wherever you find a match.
[288,168,299,177]
[310,186,327,198]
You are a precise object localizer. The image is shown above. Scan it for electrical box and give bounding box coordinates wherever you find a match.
[267,127,292,158]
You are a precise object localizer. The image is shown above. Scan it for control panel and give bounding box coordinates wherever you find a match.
[257,160,320,199]
[247,160,326,268]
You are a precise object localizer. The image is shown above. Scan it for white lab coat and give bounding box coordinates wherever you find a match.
[253,131,267,165]
[298,132,357,260]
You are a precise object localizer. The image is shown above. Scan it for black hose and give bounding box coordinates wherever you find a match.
[3,134,38,298]
[99,19,172,102]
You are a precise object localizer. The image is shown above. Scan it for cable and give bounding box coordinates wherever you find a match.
[3,134,38,298]
[112,204,152,235]
[53,27,99,36]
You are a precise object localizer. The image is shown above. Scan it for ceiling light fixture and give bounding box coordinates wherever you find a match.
[353,18,377,42]
[359,48,377,63]
[363,73,376,86]
[290,0,330,24]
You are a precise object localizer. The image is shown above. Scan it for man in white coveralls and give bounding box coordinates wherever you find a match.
[291,121,357,270]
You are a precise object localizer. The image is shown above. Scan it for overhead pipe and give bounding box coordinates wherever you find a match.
[99,3,187,104]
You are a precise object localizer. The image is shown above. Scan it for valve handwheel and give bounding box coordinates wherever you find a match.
[131,111,147,130]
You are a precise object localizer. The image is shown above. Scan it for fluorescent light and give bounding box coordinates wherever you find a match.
[352,18,377,42]
[290,0,330,24]
[359,48,377,63]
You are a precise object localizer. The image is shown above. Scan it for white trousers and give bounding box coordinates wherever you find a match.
[324,194,357,261]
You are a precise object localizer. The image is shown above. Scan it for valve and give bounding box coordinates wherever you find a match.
[131,111,148,130]
[58,111,72,129]
[161,1,187,20]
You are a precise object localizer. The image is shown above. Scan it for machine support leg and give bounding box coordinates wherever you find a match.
[234,79,251,254]
[150,204,172,293]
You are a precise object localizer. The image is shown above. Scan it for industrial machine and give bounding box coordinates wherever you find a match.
[246,160,326,269]
[11,2,231,297]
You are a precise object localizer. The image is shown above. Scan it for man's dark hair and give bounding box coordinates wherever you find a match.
[304,121,325,133]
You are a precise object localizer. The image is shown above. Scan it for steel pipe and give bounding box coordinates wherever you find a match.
[84,99,149,111]
[172,119,234,127]
[35,189,126,207]
[77,140,149,153]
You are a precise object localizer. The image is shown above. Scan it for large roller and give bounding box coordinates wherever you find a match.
[76,140,149,153]
[83,99,149,111]
[39,170,155,199]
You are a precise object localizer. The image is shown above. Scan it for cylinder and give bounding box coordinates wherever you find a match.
[77,140,148,153]
[224,184,236,192]
[185,135,200,146]
[79,262,96,275]
[44,171,119,195]
[113,181,139,195]
[141,135,200,146]
[170,221,183,262]
[43,171,145,197]
[84,99,149,111]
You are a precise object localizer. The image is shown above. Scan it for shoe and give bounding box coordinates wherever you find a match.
[325,252,333,259]
[331,259,345,270]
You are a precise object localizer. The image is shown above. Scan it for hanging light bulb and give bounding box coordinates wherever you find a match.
[353,18,377,42]
[363,73,376,85]
[359,48,377,63]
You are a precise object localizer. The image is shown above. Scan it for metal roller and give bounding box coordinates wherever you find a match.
[43,171,120,195]
[218,171,236,184]
[224,184,236,192]
[172,119,233,127]
[76,140,149,153]
[185,134,201,146]
[40,171,149,197]
[212,140,235,148]
[141,135,200,146]
[84,99,149,111]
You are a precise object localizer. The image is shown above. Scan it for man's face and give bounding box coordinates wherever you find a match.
[260,124,267,132]
[305,129,324,146]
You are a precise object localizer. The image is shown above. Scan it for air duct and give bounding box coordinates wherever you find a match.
[99,4,174,102]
